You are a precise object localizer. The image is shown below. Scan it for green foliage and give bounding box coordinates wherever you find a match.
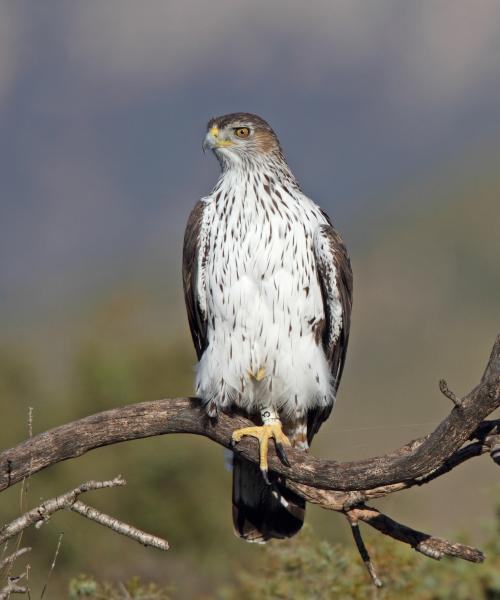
[69,575,172,599]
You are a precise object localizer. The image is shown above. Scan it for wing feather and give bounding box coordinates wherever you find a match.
[182,200,211,360]
[308,220,353,442]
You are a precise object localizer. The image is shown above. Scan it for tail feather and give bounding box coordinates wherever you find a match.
[232,454,305,542]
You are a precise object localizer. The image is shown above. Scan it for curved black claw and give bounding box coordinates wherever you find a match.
[261,468,271,486]
[275,441,291,467]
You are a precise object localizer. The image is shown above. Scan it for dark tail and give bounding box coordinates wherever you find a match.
[232,454,305,542]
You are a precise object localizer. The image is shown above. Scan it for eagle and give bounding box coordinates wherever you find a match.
[183,113,352,542]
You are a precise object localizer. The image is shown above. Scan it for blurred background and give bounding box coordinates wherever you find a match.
[1,1,499,597]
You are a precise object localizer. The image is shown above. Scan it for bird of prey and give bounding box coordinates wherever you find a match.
[183,113,352,542]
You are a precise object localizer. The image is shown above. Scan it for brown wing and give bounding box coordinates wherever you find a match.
[182,200,210,360]
[307,221,353,444]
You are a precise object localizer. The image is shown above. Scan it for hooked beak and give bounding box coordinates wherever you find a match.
[202,125,233,153]
[202,131,215,153]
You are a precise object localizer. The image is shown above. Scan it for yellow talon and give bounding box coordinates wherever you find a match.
[231,422,291,482]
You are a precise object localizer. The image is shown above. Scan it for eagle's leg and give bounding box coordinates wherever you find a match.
[231,407,291,485]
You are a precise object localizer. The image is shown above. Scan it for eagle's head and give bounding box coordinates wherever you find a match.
[203,113,282,168]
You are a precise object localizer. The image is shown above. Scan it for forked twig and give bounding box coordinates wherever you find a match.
[0,477,169,552]
[347,505,484,563]
[0,570,28,599]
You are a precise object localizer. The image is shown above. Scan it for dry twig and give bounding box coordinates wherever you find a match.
[346,505,484,563]
[0,570,28,599]
[40,532,63,599]
[0,477,169,553]
[0,478,125,545]
[345,513,382,587]
[439,379,462,407]
[0,548,31,572]
[70,502,169,550]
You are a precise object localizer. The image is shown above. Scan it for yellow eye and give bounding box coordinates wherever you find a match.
[234,127,250,138]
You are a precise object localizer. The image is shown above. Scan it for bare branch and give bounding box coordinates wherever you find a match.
[1,333,499,495]
[439,379,462,407]
[0,583,27,598]
[0,548,31,571]
[0,478,125,545]
[70,501,169,550]
[345,513,382,588]
[285,437,494,512]
[347,505,484,563]
[288,467,484,570]
[0,477,169,559]
[0,571,28,599]
[0,334,497,578]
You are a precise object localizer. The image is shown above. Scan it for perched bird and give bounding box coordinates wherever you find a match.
[183,113,352,542]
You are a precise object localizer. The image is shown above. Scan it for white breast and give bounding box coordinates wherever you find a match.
[195,175,334,420]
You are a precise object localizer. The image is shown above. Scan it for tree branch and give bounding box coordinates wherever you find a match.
[347,505,485,563]
[70,501,169,550]
[0,548,31,572]
[0,573,27,599]
[0,335,498,581]
[285,436,498,512]
[439,378,462,407]
[1,335,498,495]
[0,478,125,545]
[0,478,169,552]
[345,513,382,587]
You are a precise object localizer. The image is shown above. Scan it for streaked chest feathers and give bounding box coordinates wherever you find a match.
[196,170,334,419]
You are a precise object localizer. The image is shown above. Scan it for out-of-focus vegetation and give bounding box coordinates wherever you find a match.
[222,516,500,600]
[1,165,499,597]
[67,514,500,600]
[69,575,172,599]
